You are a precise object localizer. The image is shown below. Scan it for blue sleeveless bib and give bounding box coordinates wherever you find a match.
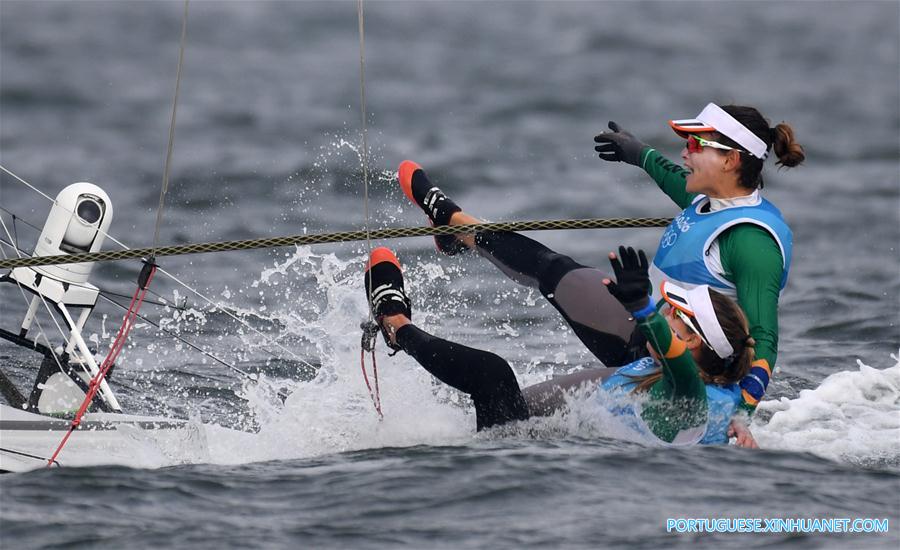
[598,357,742,445]
[649,196,792,302]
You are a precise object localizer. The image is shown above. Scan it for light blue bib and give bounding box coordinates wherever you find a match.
[598,357,742,445]
[650,196,792,303]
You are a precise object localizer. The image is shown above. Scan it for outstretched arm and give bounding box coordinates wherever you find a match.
[593,124,696,209]
[640,149,697,209]
[635,312,708,443]
[604,247,707,443]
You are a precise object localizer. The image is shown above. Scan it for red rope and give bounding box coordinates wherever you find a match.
[47,264,157,467]
[360,347,383,419]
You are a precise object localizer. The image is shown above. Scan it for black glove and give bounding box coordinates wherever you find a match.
[605,246,651,313]
[593,121,648,166]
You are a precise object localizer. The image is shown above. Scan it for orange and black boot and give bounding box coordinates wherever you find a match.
[398,160,467,255]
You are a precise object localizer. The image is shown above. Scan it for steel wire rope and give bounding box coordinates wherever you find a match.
[150,0,188,257]
[357,0,374,283]
[132,0,292,400]
[1,220,291,403]
[95,292,292,402]
[0,237,27,257]
[0,236,183,309]
[0,217,673,269]
[0,234,248,373]
[1,1,314,393]
[0,205,43,233]
[134,0,316,377]
[0,167,317,372]
[356,0,383,418]
[0,208,186,309]
[1,215,72,349]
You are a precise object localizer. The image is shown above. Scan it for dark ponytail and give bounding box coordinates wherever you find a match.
[695,291,754,385]
[713,105,805,190]
[771,122,805,168]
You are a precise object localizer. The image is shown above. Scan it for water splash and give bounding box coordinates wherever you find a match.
[754,352,900,467]
[141,240,900,469]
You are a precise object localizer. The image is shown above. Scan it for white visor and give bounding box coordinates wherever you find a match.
[669,103,768,160]
[660,281,735,359]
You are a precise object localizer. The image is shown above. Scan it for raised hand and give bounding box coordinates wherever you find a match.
[593,121,648,166]
[603,245,651,313]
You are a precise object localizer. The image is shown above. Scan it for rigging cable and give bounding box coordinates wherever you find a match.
[0,232,291,402]
[0,216,673,270]
[0,205,42,233]
[1,204,184,308]
[48,2,180,464]
[357,0,374,263]
[357,0,382,419]
[116,0,292,403]
[151,0,189,258]
[0,168,317,373]
[95,292,296,401]
[47,261,157,466]
[1,234,179,308]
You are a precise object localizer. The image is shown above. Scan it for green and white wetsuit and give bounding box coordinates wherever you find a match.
[395,305,737,442]
[639,148,786,412]
[599,312,707,445]
[599,311,743,445]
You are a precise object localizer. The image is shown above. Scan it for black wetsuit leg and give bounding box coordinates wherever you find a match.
[522,366,619,417]
[396,324,530,431]
[474,231,646,367]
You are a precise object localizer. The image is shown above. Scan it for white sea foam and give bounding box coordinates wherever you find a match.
[204,246,474,465]
[137,245,900,469]
[207,247,900,468]
[753,353,900,465]
[209,246,719,462]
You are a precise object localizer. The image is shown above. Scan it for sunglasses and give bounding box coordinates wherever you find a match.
[686,134,746,155]
[673,309,715,352]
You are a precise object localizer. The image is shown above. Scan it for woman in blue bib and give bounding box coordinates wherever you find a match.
[364,245,755,445]
[394,103,804,445]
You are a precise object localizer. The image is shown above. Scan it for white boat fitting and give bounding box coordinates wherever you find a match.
[0,183,243,473]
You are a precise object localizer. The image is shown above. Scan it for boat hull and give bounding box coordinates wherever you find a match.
[0,404,215,472]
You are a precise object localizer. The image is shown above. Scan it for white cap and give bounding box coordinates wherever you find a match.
[669,103,768,160]
[660,281,735,359]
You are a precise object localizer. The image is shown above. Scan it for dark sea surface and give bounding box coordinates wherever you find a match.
[1,1,898,548]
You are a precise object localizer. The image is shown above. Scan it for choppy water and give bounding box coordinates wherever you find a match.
[1,1,898,548]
